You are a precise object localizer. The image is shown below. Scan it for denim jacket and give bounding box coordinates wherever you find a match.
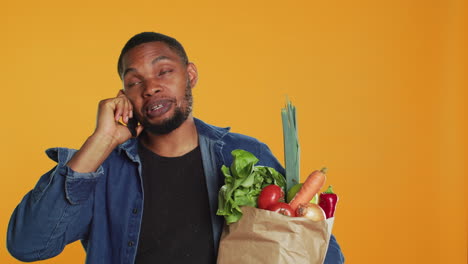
[7,118,344,263]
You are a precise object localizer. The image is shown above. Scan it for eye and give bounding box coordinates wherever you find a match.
[127,81,142,88]
[158,69,173,76]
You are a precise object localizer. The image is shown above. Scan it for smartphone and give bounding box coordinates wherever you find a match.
[127,117,139,137]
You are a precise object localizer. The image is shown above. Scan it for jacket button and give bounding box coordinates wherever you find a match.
[132,208,138,214]
[128,241,134,247]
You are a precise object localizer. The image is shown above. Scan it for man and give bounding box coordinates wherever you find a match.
[7,32,344,263]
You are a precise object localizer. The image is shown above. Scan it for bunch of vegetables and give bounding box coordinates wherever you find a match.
[216,149,339,224]
[217,98,339,224]
[258,168,339,221]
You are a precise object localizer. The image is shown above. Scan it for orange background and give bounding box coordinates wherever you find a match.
[1,0,466,263]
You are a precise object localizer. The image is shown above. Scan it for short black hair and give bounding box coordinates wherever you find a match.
[117,32,189,79]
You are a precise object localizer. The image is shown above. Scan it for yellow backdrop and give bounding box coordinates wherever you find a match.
[1,0,466,263]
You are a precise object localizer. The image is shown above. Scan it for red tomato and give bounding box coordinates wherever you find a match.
[267,202,296,217]
[257,185,284,209]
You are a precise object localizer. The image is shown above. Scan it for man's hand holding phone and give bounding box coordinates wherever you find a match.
[66,91,143,173]
[95,90,143,144]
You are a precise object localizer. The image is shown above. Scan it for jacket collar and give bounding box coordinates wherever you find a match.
[193,118,230,141]
[117,118,230,162]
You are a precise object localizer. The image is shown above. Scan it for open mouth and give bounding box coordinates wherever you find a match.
[151,104,164,111]
[145,99,173,118]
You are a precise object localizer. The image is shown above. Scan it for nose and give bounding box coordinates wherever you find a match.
[143,79,162,97]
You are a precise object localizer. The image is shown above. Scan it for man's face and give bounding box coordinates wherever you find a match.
[121,41,197,134]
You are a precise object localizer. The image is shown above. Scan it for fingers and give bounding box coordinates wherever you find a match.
[129,107,133,119]
[95,91,136,141]
[117,90,134,120]
[114,92,133,124]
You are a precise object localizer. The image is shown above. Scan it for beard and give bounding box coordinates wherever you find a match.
[140,81,193,135]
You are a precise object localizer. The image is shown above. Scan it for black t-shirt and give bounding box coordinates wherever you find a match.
[135,143,215,264]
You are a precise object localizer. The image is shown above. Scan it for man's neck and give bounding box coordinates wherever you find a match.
[139,116,198,157]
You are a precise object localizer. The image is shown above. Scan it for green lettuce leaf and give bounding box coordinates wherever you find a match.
[216,149,285,224]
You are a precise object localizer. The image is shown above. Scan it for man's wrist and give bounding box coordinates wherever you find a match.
[66,132,119,173]
[89,131,120,150]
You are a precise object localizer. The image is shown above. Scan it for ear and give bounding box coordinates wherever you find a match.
[187,62,198,89]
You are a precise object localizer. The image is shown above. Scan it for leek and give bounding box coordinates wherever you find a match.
[281,97,300,191]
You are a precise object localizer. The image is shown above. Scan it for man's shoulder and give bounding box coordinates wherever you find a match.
[195,119,275,161]
[194,118,264,145]
[194,118,230,140]
[224,130,265,147]
[183,118,284,173]
[221,130,284,173]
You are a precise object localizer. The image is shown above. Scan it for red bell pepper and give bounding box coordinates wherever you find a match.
[318,185,338,218]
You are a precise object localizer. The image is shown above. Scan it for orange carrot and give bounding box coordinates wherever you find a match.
[289,168,327,212]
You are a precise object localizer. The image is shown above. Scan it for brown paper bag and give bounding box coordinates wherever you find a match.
[217,206,333,264]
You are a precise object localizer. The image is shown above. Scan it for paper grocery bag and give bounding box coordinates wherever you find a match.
[217,206,334,264]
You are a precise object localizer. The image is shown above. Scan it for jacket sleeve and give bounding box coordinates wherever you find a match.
[6,147,103,262]
[325,234,345,263]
